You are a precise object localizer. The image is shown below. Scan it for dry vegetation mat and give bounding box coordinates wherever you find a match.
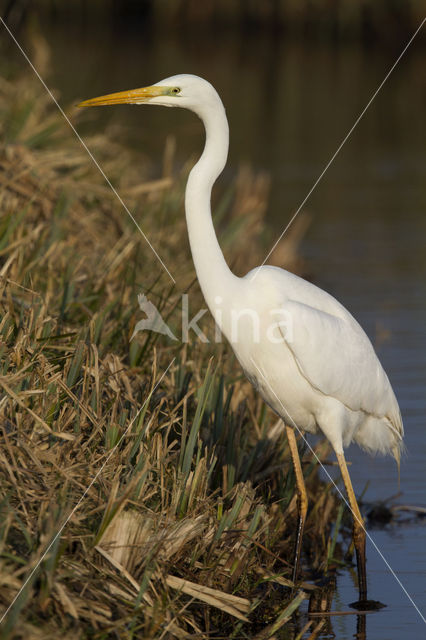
[0,72,345,639]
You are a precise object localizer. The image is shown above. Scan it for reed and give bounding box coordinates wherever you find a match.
[0,72,345,638]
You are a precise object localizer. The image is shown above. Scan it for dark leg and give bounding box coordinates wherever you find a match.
[336,451,367,602]
[285,425,308,584]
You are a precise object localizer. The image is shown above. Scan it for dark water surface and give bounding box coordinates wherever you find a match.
[5,20,426,639]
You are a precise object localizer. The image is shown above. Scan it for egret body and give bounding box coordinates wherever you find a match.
[79,74,403,606]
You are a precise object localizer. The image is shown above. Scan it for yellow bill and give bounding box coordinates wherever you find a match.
[78,85,169,108]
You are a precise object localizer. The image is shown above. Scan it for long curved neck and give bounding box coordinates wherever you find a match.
[185,99,239,313]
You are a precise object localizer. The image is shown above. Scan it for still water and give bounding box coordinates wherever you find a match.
[6,20,426,639]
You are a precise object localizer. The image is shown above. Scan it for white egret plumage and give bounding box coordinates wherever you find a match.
[79,74,403,606]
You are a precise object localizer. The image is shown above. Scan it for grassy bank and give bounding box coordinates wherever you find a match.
[0,73,345,639]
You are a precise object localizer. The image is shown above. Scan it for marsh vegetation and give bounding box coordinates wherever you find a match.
[0,70,362,638]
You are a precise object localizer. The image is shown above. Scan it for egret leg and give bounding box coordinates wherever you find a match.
[285,425,308,584]
[336,451,367,602]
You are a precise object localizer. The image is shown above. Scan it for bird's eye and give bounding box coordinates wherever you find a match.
[171,87,181,95]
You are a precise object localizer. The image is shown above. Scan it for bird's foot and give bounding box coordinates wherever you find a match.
[349,599,387,611]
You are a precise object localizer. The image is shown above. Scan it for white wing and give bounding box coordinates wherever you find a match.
[282,296,401,429]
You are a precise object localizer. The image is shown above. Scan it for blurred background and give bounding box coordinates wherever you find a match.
[1,2,425,638]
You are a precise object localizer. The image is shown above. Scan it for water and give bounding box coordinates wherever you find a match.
[292,45,426,636]
[5,19,426,638]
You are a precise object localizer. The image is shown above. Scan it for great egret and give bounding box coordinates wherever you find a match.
[79,74,403,606]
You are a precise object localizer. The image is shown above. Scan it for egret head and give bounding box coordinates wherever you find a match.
[78,74,220,117]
